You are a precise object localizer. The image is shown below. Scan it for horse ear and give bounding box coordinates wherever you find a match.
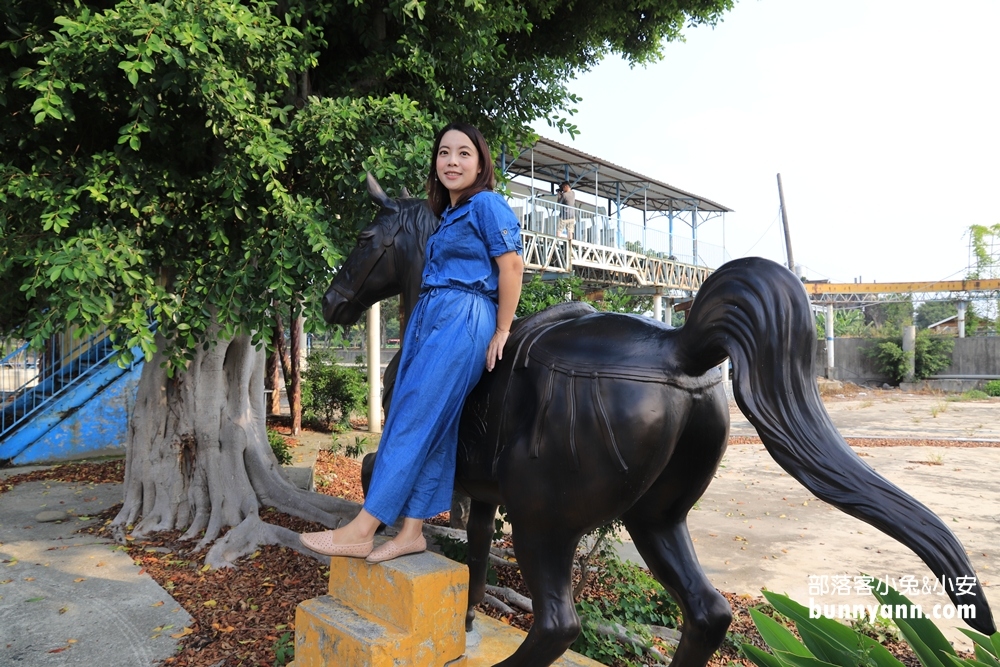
[367,172,397,211]
[400,187,411,199]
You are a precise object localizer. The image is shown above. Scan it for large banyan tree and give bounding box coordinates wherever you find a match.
[0,0,733,564]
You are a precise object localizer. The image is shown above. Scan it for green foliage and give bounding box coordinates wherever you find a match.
[948,389,991,401]
[515,274,653,320]
[849,613,902,645]
[914,332,955,379]
[272,631,294,667]
[516,274,585,317]
[267,428,292,465]
[984,380,1000,397]
[967,224,1000,279]
[591,287,652,315]
[743,582,1000,667]
[864,298,914,337]
[815,309,872,338]
[865,331,954,385]
[301,349,367,430]
[571,555,681,665]
[869,340,909,385]
[430,534,499,586]
[1,0,735,365]
[345,435,367,459]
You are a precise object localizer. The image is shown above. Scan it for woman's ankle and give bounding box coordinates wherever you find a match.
[397,518,424,542]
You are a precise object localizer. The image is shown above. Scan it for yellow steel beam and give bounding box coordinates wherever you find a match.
[804,279,1000,295]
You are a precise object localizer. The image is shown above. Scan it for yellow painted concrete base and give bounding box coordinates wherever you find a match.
[464,614,605,667]
[292,537,604,667]
[294,538,467,667]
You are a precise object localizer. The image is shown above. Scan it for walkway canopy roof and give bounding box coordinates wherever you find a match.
[498,136,732,214]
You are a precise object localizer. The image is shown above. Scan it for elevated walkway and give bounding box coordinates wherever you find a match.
[521,229,712,291]
[501,136,732,294]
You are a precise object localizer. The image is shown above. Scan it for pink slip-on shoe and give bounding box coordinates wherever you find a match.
[299,530,373,558]
[365,534,427,564]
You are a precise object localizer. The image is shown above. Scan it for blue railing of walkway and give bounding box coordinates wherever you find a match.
[0,328,124,443]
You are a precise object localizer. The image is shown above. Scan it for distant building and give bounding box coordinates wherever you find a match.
[927,315,959,335]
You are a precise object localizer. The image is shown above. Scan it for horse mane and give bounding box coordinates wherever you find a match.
[396,197,439,257]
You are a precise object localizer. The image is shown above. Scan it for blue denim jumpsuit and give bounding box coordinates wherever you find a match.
[364,191,522,525]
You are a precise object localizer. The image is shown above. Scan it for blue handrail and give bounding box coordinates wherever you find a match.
[0,327,128,442]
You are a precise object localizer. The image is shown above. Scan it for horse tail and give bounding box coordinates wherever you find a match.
[677,257,994,633]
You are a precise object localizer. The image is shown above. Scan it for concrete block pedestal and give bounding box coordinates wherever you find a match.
[291,538,604,667]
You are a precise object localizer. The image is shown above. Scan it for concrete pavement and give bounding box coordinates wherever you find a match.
[0,475,192,666]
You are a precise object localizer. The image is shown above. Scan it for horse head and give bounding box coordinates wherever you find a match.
[322,174,438,326]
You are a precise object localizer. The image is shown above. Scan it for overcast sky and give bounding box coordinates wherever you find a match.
[533,0,1000,284]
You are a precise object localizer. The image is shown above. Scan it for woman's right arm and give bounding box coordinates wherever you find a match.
[486,251,523,371]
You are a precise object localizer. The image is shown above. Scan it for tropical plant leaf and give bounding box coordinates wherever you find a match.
[870,581,955,667]
[796,624,864,666]
[857,634,908,667]
[958,628,998,655]
[942,655,991,667]
[743,643,789,667]
[971,645,1000,667]
[762,591,866,656]
[773,649,843,667]
[749,608,813,657]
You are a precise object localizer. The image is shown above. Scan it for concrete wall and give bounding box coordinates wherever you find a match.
[819,336,1000,386]
[941,336,1000,376]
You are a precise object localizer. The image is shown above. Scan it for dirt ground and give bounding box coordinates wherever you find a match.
[614,388,1000,649]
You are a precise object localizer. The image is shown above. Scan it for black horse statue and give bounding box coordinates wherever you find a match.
[321,175,994,667]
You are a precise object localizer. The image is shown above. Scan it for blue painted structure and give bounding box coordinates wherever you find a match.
[0,333,143,466]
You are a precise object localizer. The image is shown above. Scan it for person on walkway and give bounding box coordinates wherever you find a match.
[556,181,576,238]
[300,122,523,564]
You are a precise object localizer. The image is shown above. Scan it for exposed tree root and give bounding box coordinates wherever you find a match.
[204,513,317,569]
[588,621,669,663]
[482,594,515,615]
[485,585,533,613]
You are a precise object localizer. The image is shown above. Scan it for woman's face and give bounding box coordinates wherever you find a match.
[436,129,481,204]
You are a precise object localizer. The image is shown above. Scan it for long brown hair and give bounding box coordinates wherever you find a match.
[425,122,496,216]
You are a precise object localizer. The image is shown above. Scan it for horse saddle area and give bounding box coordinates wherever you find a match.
[470,302,724,475]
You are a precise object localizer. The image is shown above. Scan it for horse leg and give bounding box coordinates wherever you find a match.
[622,397,732,667]
[624,518,731,667]
[493,528,580,667]
[466,499,498,630]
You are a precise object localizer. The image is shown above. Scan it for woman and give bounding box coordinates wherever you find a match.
[300,123,524,563]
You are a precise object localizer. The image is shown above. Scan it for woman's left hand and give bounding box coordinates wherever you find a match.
[486,329,510,372]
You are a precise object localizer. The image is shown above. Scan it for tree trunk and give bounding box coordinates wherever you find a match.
[265,348,281,415]
[110,328,358,567]
[289,310,303,435]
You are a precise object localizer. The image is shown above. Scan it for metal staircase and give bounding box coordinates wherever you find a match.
[0,328,142,466]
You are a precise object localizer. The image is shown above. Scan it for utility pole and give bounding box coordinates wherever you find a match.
[776,173,795,273]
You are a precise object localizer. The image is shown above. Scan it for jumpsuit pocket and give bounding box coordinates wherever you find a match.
[463,296,494,349]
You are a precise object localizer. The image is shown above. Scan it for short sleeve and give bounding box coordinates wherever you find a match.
[475,192,522,257]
